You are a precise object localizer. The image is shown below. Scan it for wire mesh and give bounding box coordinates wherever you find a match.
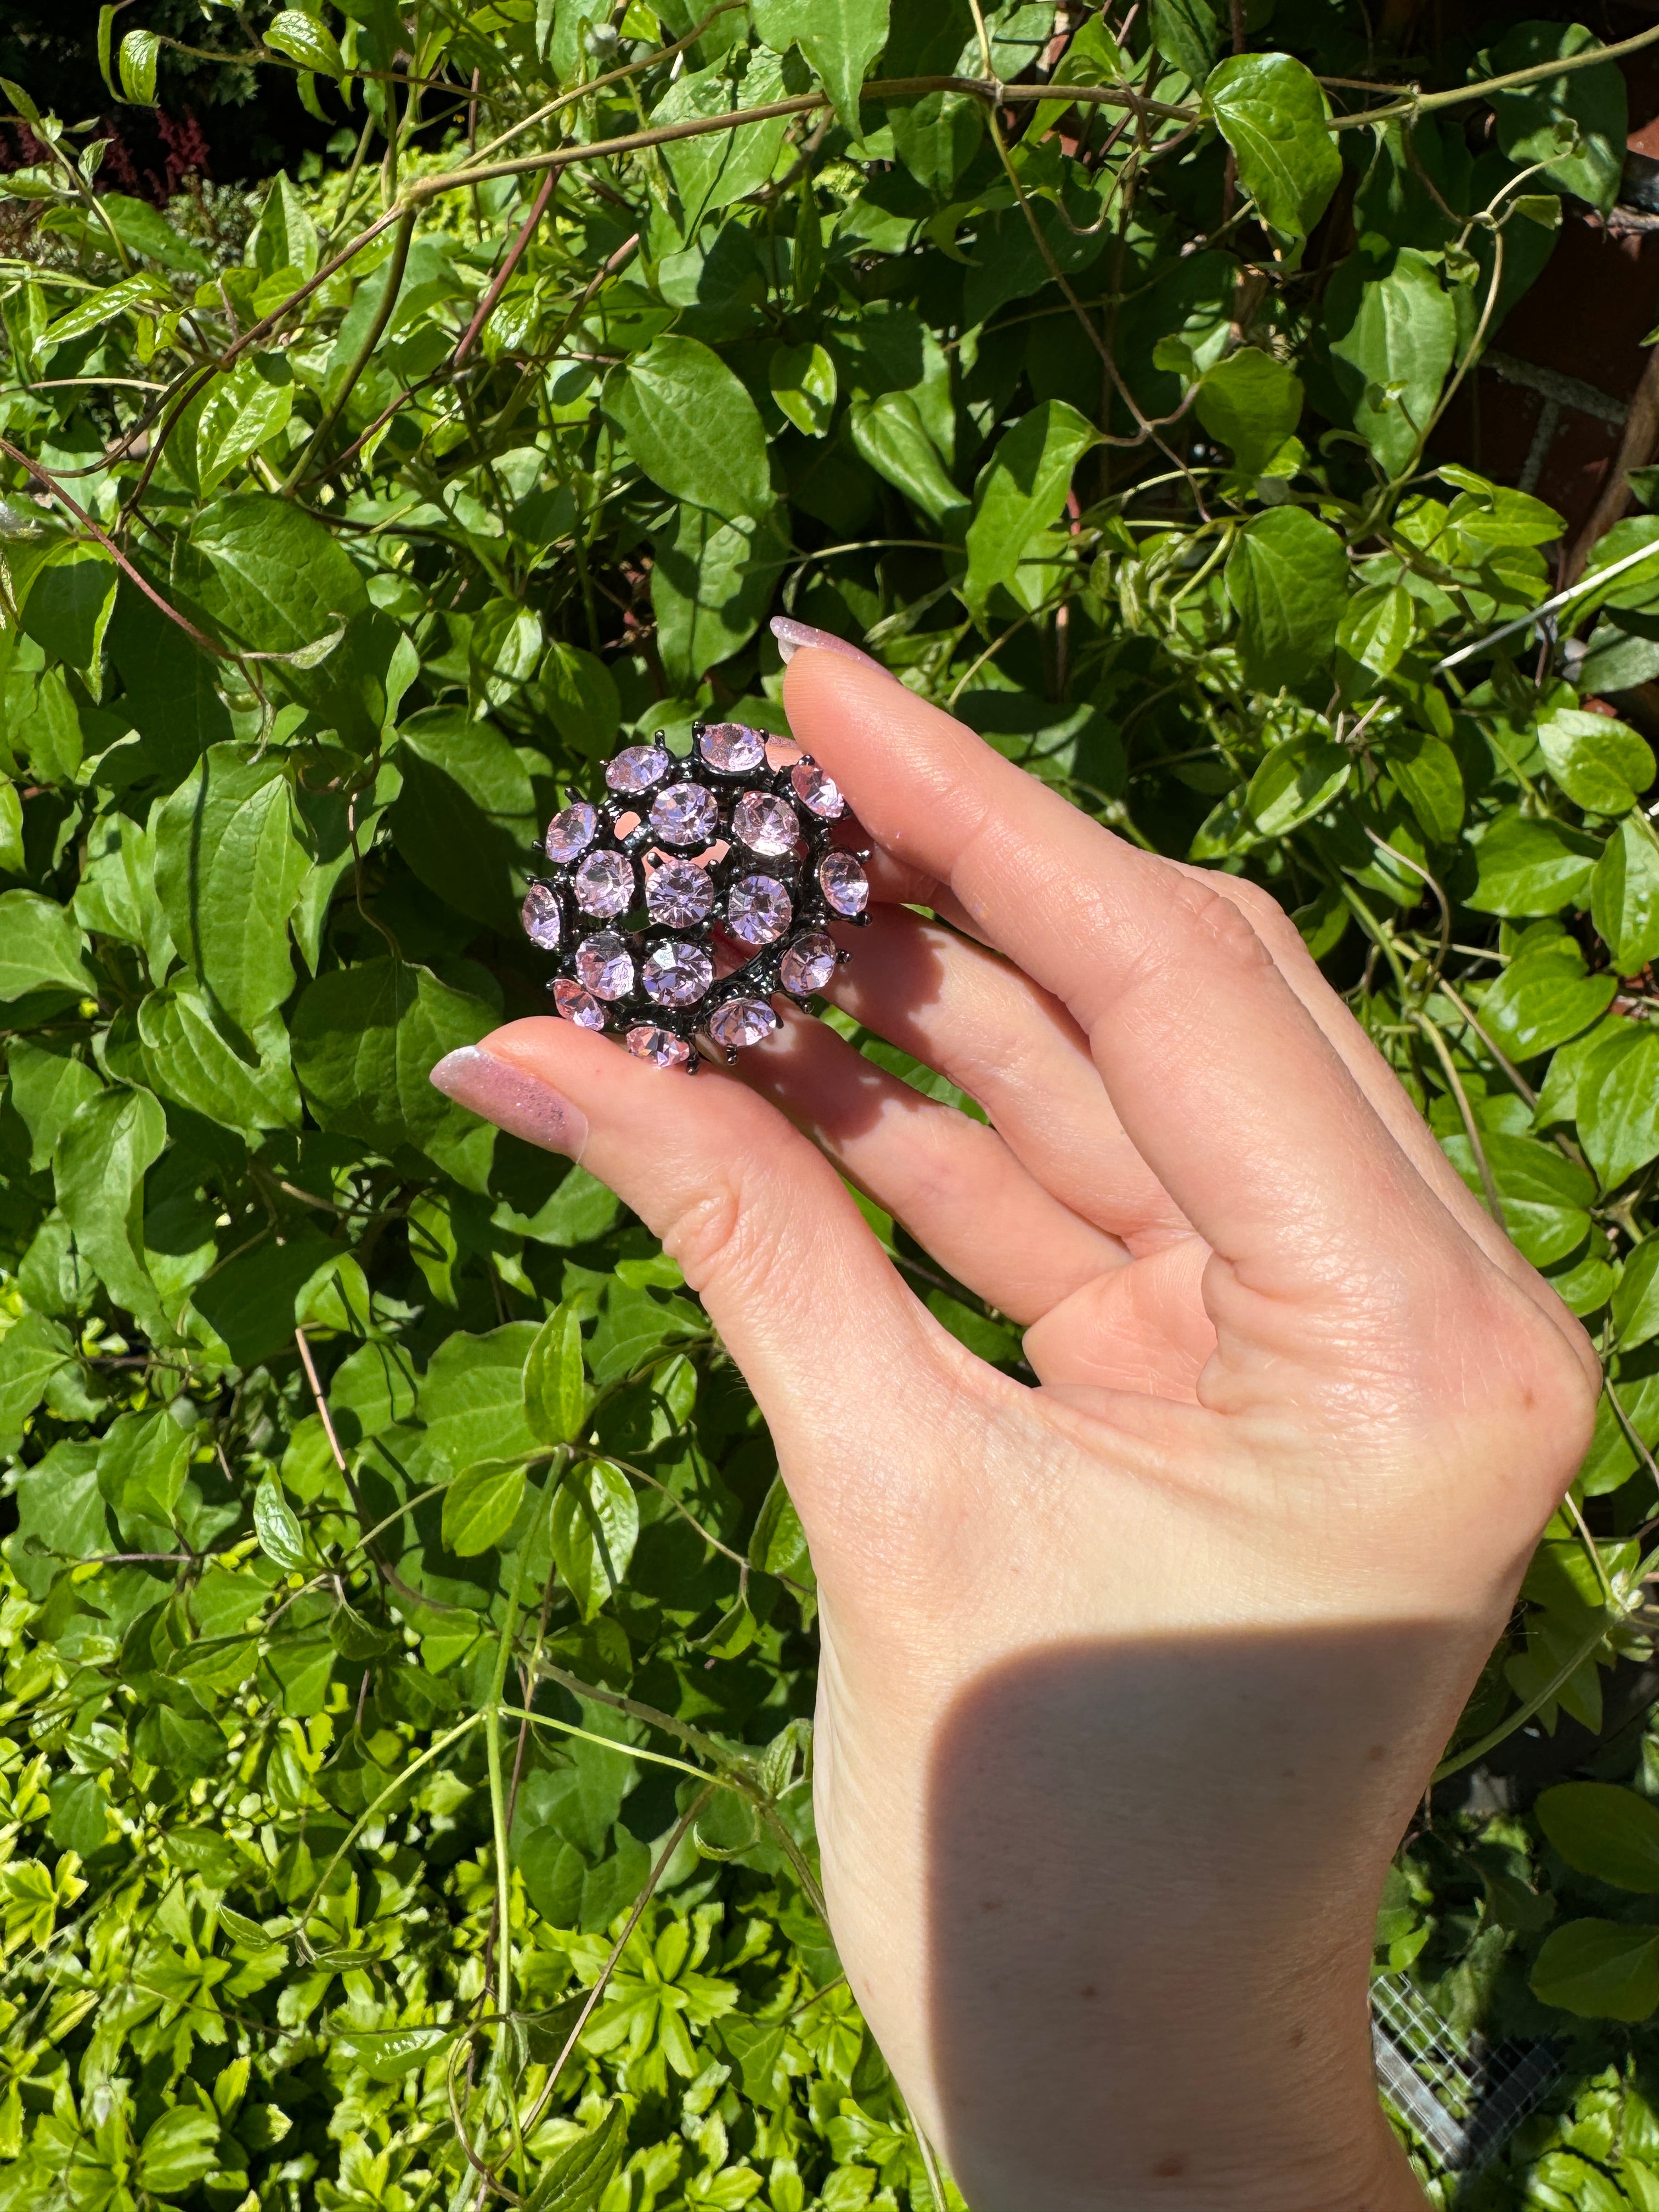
[1371,1972,1562,2172]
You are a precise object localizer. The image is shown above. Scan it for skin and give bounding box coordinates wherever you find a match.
[432,649,1600,2210]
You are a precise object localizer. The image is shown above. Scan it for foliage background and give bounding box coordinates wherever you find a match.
[5,1,1659,2206]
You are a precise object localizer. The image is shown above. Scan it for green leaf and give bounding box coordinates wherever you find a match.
[848,391,967,528]
[1468,809,1597,916]
[1385,730,1464,845]
[1615,1238,1659,1351]
[134,2106,221,2194]
[137,983,301,1137]
[963,401,1098,615]
[190,1232,338,1369]
[1592,817,1659,974]
[655,50,793,229]
[265,8,345,74]
[1245,738,1350,836]
[0,890,94,1001]
[1327,248,1458,479]
[769,341,837,438]
[290,957,497,1188]
[1532,1918,1659,2022]
[177,357,296,499]
[1441,1130,1594,1268]
[1538,708,1655,817]
[537,643,620,759]
[442,1459,528,1555]
[250,172,319,283]
[1194,347,1304,477]
[0,1311,75,1454]
[524,1302,588,1447]
[651,505,786,689]
[1579,1024,1659,1190]
[42,272,170,346]
[330,2023,456,2080]
[1539,1782,1659,1891]
[117,27,160,105]
[550,1459,639,1621]
[414,1323,543,1482]
[1149,0,1219,86]
[754,0,890,136]
[253,1473,308,1572]
[390,707,537,930]
[1224,506,1348,689]
[1488,20,1626,213]
[603,336,771,523]
[6,1040,103,1172]
[53,1087,168,1336]
[524,2101,628,2212]
[21,545,117,671]
[178,492,368,690]
[154,746,312,1031]
[1477,945,1617,1063]
[1205,52,1342,246]
[97,1408,191,1528]
[100,192,210,274]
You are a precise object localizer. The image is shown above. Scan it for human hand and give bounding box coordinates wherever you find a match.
[431,640,1599,2211]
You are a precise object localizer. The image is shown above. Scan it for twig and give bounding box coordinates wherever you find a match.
[453,166,559,367]
[282,207,417,494]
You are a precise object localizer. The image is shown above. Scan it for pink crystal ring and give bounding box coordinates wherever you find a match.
[521,721,871,1072]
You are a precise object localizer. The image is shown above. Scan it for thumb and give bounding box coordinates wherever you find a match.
[431,1019,963,1504]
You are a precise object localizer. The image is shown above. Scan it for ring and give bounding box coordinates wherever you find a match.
[521,720,871,1071]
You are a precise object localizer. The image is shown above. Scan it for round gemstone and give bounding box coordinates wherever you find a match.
[521,882,561,949]
[605,744,670,793]
[650,782,719,846]
[626,1024,692,1069]
[545,800,597,863]
[552,978,605,1029]
[698,721,766,773]
[573,848,635,917]
[646,858,715,928]
[641,939,713,1007]
[779,930,838,997]
[791,760,845,819]
[732,792,799,857]
[726,873,792,946]
[818,850,869,917]
[708,997,779,1051]
[575,931,634,999]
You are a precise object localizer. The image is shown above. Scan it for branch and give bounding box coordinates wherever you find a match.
[281,207,417,494]
[0,433,228,658]
[1329,20,1659,132]
[453,167,559,367]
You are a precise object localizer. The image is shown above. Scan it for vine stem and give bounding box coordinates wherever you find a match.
[1412,1012,1505,1229]
[281,207,416,494]
[484,1543,535,2045]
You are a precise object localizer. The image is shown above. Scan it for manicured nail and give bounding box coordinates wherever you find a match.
[429,1046,588,1156]
[770,616,896,679]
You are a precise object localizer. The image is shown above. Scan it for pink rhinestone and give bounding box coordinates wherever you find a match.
[698,721,766,773]
[646,859,714,928]
[732,792,799,857]
[641,939,713,1007]
[605,744,670,793]
[726,874,792,946]
[779,930,837,997]
[708,997,779,1050]
[545,801,596,862]
[625,1024,692,1069]
[791,761,845,819]
[552,978,605,1029]
[818,851,869,917]
[575,932,634,999]
[573,848,634,917]
[521,882,561,949]
[650,783,719,846]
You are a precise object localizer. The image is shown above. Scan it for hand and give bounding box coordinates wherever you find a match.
[432,642,1599,2211]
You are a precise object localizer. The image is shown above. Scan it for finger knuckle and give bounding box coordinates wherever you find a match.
[661,1180,751,1297]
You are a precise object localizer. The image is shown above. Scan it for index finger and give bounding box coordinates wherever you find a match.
[781,650,1465,1302]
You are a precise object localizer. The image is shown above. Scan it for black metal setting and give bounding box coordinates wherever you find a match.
[521,721,871,1072]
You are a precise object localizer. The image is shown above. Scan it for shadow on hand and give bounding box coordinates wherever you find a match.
[923,1626,1467,2210]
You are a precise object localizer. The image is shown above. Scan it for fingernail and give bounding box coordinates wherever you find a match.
[770,616,896,679]
[429,1046,588,1157]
